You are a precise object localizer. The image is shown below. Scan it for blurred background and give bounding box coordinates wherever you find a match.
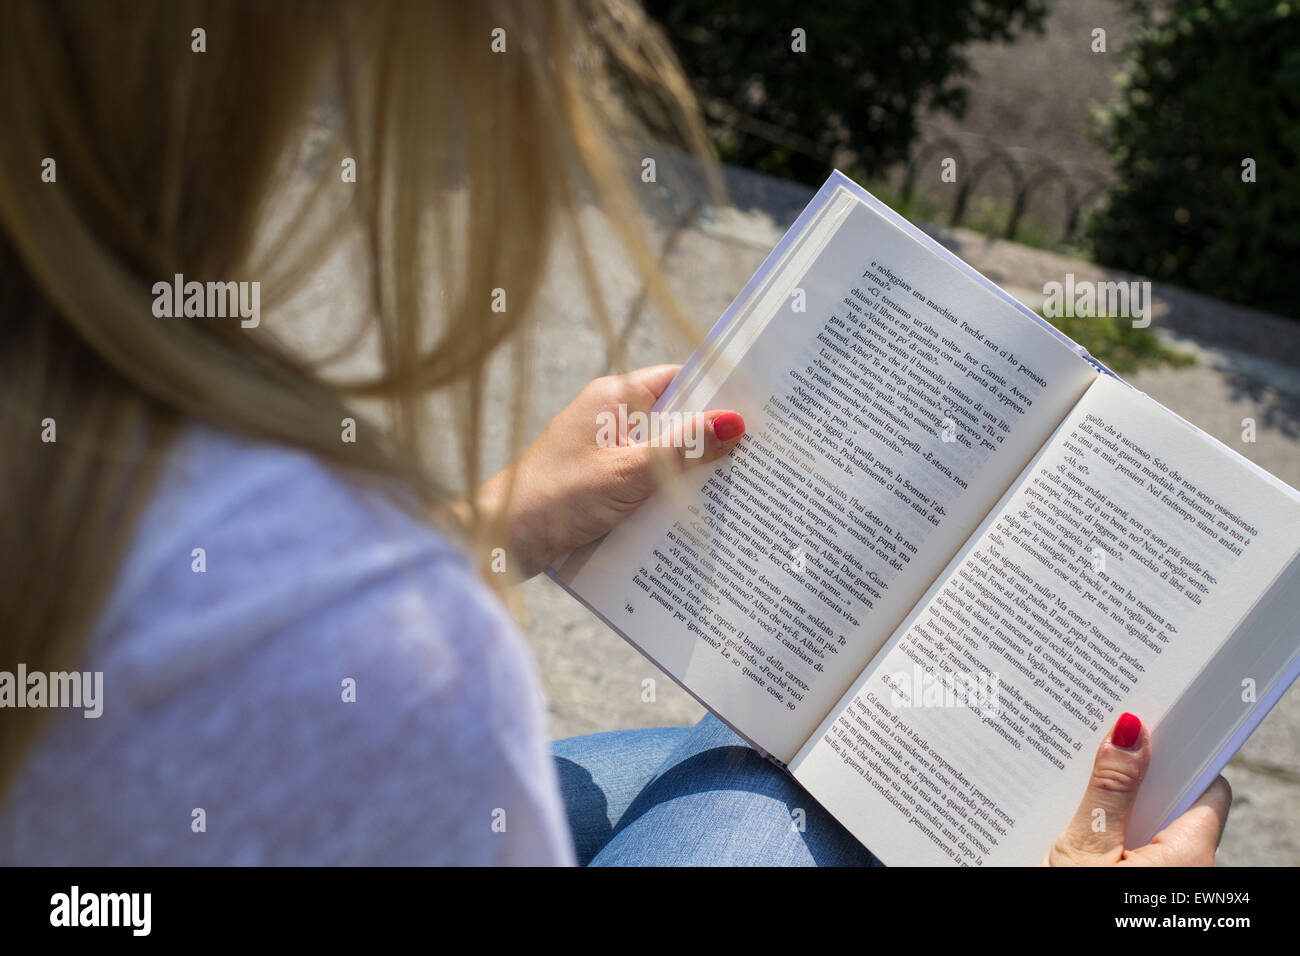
[652,0,1299,322]
[446,0,1300,864]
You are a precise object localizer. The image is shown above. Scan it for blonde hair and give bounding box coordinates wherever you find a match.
[0,0,715,787]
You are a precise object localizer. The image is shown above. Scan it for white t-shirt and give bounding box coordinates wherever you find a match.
[0,426,575,865]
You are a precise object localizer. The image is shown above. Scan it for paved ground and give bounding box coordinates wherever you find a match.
[492,164,1299,866]
[915,0,1132,173]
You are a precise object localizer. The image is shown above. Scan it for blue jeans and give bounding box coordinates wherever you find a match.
[551,713,883,866]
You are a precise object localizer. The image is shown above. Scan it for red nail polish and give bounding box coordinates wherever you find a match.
[1113,712,1141,749]
[712,412,745,442]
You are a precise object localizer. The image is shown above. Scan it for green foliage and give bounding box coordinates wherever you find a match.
[1038,309,1195,374]
[645,0,1048,185]
[865,178,1068,252]
[1089,0,1300,320]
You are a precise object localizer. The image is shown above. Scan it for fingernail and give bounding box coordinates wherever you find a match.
[712,412,745,443]
[1113,712,1141,749]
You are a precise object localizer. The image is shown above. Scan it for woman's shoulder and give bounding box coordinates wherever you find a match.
[89,425,504,699]
[100,423,478,663]
[3,425,573,865]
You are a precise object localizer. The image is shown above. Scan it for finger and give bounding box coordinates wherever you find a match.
[1050,712,1149,864]
[609,410,746,499]
[618,364,684,413]
[1124,775,1231,867]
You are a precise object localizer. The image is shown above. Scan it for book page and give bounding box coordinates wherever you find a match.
[552,183,1097,762]
[792,373,1300,864]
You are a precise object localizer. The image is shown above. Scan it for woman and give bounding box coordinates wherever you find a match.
[0,0,1228,865]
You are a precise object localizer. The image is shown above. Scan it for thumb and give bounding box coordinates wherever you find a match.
[609,410,746,499]
[1047,712,1149,865]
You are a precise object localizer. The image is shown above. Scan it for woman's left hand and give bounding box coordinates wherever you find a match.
[1044,712,1232,865]
[465,364,745,579]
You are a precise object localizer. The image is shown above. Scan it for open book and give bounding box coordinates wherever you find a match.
[549,171,1300,866]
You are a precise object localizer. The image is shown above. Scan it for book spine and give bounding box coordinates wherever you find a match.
[652,173,849,414]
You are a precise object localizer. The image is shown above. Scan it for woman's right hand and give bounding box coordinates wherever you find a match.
[460,365,744,580]
[1044,713,1232,866]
